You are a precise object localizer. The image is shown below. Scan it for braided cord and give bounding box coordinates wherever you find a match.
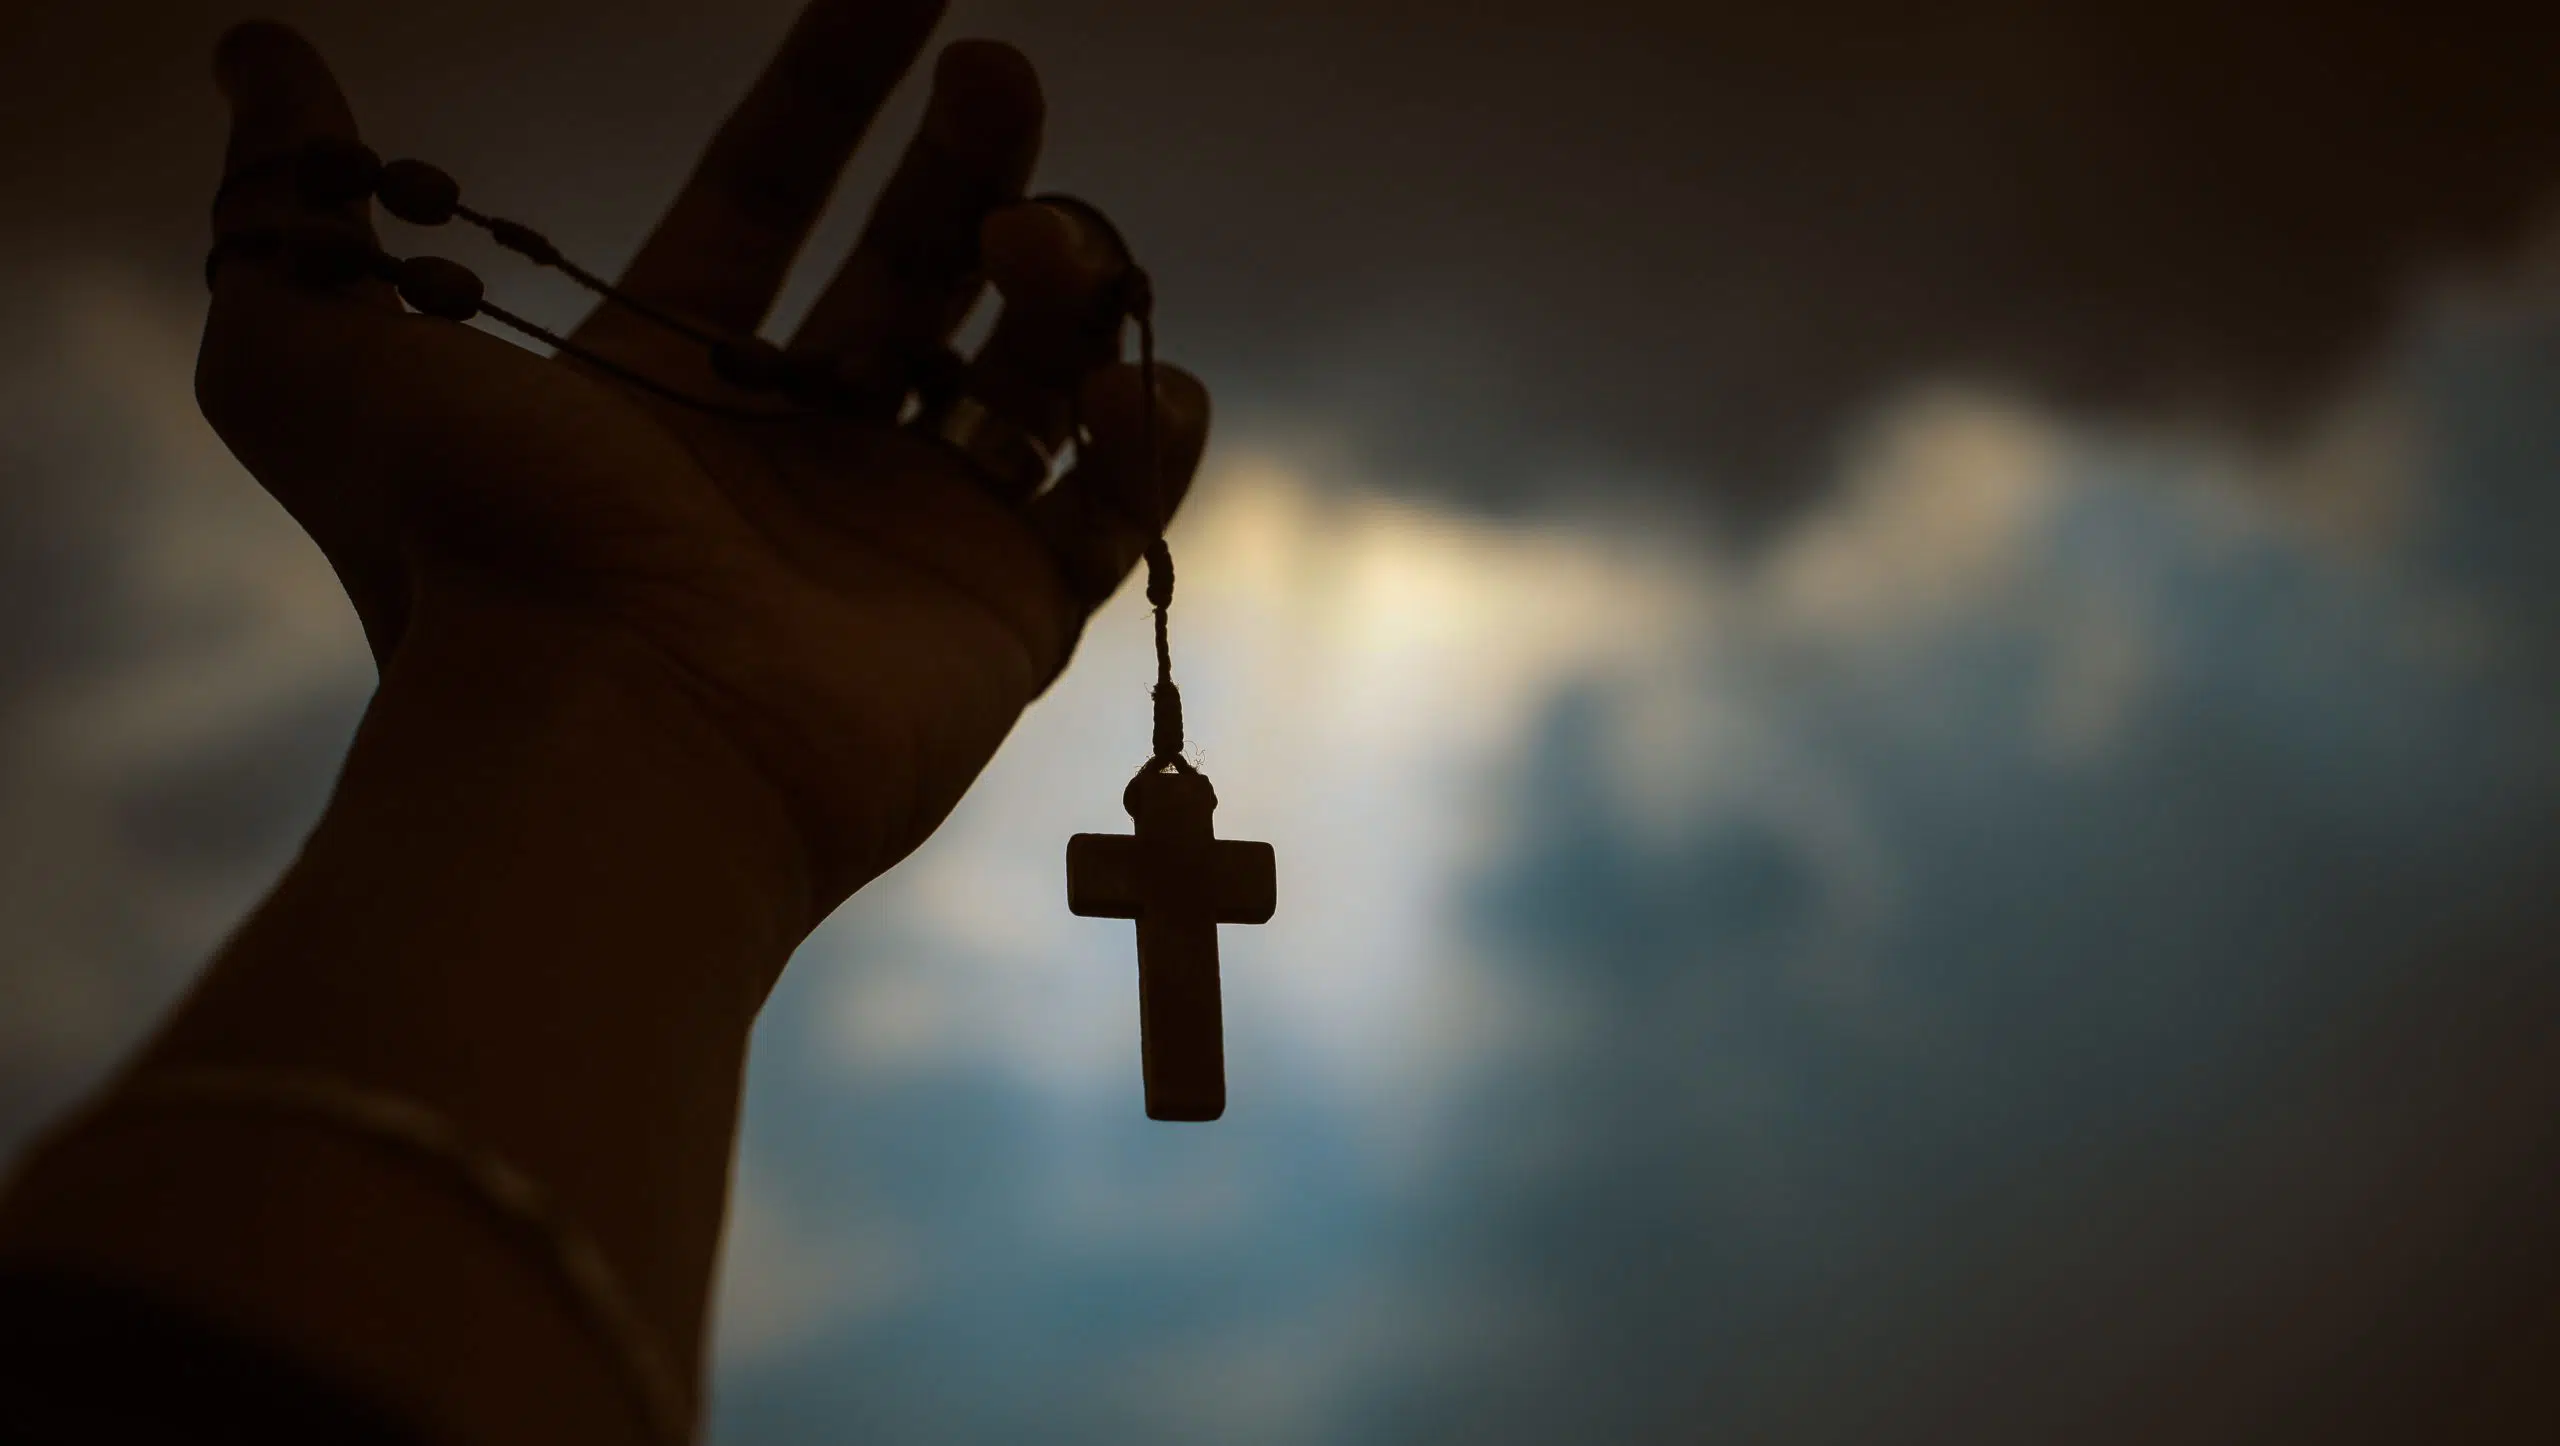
[1132,280,1191,774]
[454,204,729,352]
[472,298,788,420]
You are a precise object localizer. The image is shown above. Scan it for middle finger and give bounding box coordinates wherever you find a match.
[785,40,1043,404]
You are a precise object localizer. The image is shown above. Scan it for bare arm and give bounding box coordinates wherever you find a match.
[0,598,799,1442]
[0,4,1207,1441]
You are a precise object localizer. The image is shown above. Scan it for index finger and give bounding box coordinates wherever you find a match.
[614,0,947,332]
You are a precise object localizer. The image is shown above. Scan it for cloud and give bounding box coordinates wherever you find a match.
[0,268,368,1140]
[698,265,2560,1437]
[0,18,2551,1426]
[722,334,2550,1439]
[1107,1277,1534,1446]
[1364,313,2560,1443]
[10,0,2556,515]
[5,250,2549,1446]
[813,452,1713,1138]
[712,1158,922,1371]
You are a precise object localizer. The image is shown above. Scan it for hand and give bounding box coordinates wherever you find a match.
[196,3,1209,915]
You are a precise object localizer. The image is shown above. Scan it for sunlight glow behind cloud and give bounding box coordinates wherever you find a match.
[724,328,2556,1426]
[815,452,1712,1130]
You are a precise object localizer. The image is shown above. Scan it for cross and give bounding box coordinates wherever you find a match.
[1067,767,1276,1121]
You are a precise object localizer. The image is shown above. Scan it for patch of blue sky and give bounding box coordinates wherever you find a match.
[710,302,2560,1443]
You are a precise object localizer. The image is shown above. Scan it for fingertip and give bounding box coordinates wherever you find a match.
[979,201,1070,279]
[213,17,360,175]
[980,201,1128,303]
[1086,360,1210,440]
[1159,364,1211,433]
[937,37,1038,98]
[1082,363,1212,527]
[928,39,1044,158]
[213,19,311,101]
[1031,361,1214,609]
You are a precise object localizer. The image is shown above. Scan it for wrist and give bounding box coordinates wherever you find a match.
[0,577,821,1437]
[373,577,825,991]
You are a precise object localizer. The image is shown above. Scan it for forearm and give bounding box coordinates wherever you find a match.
[0,578,816,1443]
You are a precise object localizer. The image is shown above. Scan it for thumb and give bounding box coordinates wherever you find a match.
[215,21,369,194]
[199,21,408,657]
[205,19,389,304]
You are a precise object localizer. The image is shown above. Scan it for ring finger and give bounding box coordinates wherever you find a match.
[784,40,1043,406]
[917,197,1138,499]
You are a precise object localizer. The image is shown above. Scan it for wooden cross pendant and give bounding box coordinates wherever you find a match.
[1067,768,1276,1121]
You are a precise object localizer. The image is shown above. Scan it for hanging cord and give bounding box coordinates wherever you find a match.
[1135,282,1191,775]
[477,296,789,419]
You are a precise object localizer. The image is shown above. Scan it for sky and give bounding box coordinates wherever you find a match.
[4,2,2560,1442]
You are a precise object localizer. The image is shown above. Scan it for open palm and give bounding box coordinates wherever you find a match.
[197,5,1208,906]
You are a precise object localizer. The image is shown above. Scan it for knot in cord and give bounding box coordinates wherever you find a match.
[1145,538,1190,771]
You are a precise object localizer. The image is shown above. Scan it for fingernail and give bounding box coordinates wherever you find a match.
[1148,368,1206,428]
[926,39,1041,157]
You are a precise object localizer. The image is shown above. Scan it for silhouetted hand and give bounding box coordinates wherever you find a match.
[0,9,1213,1433]
[197,3,1208,915]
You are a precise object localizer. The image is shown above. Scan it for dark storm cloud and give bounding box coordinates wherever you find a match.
[7,1,2556,511]
[687,325,2560,1445]
[1361,345,2560,1444]
[1424,697,2560,1443]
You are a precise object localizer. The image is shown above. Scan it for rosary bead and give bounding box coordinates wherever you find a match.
[376,158,462,226]
[394,255,485,321]
[710,338,795,392]
[295,138,382,207]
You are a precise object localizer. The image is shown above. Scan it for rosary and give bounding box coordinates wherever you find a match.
[215,139,1274,1123]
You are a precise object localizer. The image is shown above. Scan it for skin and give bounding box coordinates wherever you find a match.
[0,2,1208,1441]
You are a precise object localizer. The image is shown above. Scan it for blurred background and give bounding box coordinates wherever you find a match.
[6,1,2560,1440]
